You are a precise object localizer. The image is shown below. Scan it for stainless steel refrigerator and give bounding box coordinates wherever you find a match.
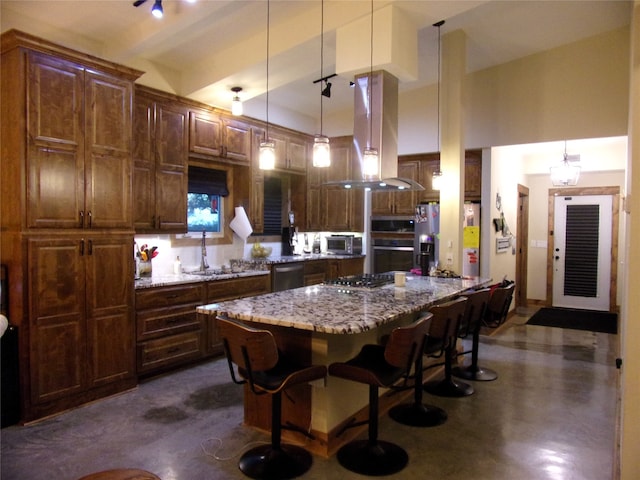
[414,203,439,273]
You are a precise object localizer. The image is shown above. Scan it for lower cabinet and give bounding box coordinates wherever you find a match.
[135,283,206,376]
[135,274,271,377]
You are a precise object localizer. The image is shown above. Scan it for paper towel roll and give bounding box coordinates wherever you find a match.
[229,206,253,240]
[0,314,8,338]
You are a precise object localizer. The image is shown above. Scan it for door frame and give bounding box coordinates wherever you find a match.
[515,184,529,308]
[546,186,619,312]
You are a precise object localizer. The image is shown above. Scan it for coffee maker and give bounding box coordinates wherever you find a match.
[281,211,297,256]
[416,235,436,276]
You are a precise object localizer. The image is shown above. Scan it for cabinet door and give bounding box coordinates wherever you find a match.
[133,96,156,231]
[418,158,441,203]
[84,71,133,229]
[222,117,251,164]
[287,134,308,172]
[85,235,135,388]
[270,130,289,170]
[393,160,419,215]
[26,52,85,229]
[155,102,188,231]
[324,142,352,231]
[189,109,223,157]
[28,238,85,404]
[464,152,482,201]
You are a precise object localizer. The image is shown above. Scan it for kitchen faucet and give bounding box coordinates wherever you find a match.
[200,231,209,271]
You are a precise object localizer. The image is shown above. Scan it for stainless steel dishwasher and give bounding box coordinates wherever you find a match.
[272,262,305,292]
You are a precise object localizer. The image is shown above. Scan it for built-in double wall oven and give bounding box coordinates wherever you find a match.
[371,216,415,274]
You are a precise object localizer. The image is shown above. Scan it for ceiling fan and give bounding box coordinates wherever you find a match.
[133,0,163,18]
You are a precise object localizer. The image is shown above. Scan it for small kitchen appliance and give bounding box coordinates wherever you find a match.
[281,211,297,256]
[326,235,363,255]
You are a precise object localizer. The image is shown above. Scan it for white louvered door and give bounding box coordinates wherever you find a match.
[552,195,612,311]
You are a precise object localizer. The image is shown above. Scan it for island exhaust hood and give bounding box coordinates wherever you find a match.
[325,70,424,191]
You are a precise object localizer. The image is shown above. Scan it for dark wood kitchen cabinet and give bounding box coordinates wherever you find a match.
[27,235,136,414]
[1,30,142,423]
[23,50,134,230]
[371,160,420,216]
[306,136,364,232]
[133,86,189,233]
[271,127,309,173]
[135,282,206,376]
[189,108,252,165]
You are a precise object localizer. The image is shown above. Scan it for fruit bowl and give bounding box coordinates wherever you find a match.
[251,246,272,258]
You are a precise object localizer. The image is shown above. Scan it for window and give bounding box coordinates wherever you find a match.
[187,166,229,234]
[263,176,282,235]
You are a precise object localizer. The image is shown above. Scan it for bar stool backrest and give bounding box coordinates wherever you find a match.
[384,314,433,371]
[460,288,491,337]
[427,297,468,354]
[485,283,515,327]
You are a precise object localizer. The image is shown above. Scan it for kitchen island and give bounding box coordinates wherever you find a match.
[197,274,490,457]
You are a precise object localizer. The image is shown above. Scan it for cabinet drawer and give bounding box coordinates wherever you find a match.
[136,283,205,310]
[304,272,326,286]
[136,304,202,340]
[207,275,270,302]
[137,331,203,374]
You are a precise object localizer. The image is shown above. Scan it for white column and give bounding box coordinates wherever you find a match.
[438,29,466,273]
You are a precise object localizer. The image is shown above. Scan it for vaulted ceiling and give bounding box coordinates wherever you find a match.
[1,0,633,136]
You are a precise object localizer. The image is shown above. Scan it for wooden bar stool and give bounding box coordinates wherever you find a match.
[217,317,327,480]
[77,469,160,480]
[388,312,448,427]
[452,288,497,381]
[423,297,474,397]
[328,315,432,476]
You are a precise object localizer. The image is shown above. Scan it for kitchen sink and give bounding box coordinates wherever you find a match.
[190,270,226,277]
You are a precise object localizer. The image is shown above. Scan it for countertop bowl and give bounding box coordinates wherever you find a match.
[251,246,272,258]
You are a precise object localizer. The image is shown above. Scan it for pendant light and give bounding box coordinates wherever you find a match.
[362,0,379,179]
[550,141,581,186]
[231,87,243,116]
[259,0,275,170]
[312,0,331,168]
[431,20,445,191]
[151,0,163,18]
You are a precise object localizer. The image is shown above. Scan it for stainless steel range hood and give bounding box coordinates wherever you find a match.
[325,70,424,191]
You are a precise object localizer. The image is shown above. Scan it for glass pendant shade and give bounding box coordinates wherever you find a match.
[432,170,443,190]
[362,147,379,178]
[550,155,580,186]
[151,0,163,18]
[231,96,242,116]
[259,141,275,170]
[312,135,331,168]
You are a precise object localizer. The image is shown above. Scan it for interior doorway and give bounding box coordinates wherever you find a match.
[546,187,619,312]
[515,184,529,308]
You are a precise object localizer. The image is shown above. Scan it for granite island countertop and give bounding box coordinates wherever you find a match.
[197,274,491,334]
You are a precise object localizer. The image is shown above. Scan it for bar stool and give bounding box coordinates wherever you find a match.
[388,312,448,427]
[328,315,432,476]
[77,469,160,480]
[217,317,327,480]
[451,288,497,381]
[423,297,474,397]
[483,282,515,328]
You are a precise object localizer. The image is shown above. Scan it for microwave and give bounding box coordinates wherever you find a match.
[326,235,363,255]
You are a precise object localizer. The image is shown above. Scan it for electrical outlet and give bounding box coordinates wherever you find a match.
[446,253,454,265]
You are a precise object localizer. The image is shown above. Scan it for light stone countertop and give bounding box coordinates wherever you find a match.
[197,274,491,334]
[134,270,270,290]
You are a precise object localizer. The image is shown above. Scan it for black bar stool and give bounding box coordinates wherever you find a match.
[451,288,498,381]
[483,282,515,328]
[217,317,327,480]
[328,315,432,476]
[423,297,474,397]
[388,312,448,427]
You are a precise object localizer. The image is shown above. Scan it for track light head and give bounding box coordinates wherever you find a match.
[321,81,332,98]
[151,0,163,18]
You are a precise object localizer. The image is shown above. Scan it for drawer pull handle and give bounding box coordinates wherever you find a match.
[167,347,181,354]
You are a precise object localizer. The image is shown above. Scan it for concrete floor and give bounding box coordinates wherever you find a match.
[1,309,619,480]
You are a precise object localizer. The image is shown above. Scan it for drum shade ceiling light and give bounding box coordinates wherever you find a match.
[550,141,581,186]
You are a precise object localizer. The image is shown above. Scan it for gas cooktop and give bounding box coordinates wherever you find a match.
[324,273,395,289]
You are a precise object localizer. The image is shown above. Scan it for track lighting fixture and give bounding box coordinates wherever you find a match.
[151,0,163,18]
[231,87,243,116]
[321,80,332,98]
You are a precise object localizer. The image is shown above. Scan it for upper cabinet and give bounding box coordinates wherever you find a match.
[23,51,135,230]
[307,136,363,232]
[371,160,420,216]
[270,127,309,173]
[133,87,189,233]
[189,109,251,166]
